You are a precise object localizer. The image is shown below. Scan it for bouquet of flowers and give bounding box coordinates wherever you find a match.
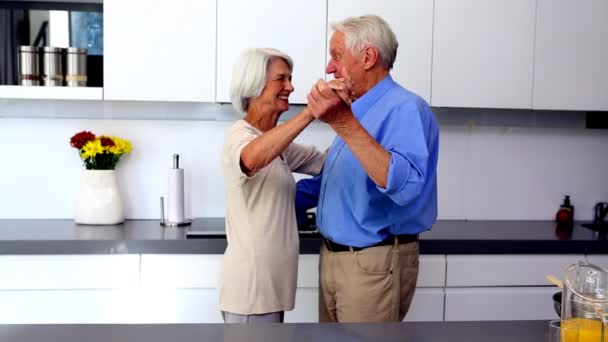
[70,131,133,170]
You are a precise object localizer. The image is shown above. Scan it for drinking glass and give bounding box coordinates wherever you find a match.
[549,320,579,342]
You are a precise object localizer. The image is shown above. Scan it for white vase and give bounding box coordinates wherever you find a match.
[75,170,125,225]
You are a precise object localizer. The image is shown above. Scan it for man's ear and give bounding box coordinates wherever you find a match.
[362,46,379,71]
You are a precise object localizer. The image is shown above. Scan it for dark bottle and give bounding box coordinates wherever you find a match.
[555,195,574,226]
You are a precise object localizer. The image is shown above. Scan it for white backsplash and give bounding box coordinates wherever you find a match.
[0,115,606,221]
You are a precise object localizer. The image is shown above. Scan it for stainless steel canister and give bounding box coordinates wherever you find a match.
[42,47,64,86]
[18,46,41,86]
[65,47,87,87]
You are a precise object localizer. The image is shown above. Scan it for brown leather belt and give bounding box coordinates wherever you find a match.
[323,234,418,252]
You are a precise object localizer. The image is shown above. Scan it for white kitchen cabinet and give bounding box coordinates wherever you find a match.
[431,0,536,108]
[140,254,222,288]
[296,254,320,288]
[445,287,558,321]
[327,0,433,103]
[446,254,585,287]
[405,288,445,322]
[134,289,223,323]
[0,255,139,290]
[216,0,327,104]
[104,0,216,102]
[0,289,143,324]
[0,288,222,324]
[533,0,608,111]
[418,255,446,287]
[444,254,577,322]
[285,288,319,322]
[140,254,445,322]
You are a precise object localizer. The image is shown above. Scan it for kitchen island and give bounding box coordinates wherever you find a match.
[0,320,550,342]
[0,219,605,324]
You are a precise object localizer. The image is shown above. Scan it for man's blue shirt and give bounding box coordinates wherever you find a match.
[314,75,439,247]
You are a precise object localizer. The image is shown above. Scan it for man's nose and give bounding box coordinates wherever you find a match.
[326,60,337,74]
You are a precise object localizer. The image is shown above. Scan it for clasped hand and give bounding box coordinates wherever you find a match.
[307,77,354,125]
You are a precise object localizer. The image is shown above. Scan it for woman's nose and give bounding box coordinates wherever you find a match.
[285,80,294,92]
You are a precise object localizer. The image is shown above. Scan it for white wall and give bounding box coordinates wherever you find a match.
[0,110,606,221]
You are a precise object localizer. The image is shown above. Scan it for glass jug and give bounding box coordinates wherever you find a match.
[562,262,608,342]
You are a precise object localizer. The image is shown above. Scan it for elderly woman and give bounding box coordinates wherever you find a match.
[219,48,325,323]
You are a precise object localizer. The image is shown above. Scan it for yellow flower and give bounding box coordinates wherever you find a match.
[80,139,105,159]
[108,136,133,155]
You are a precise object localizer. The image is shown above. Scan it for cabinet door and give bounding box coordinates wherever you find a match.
[404,288,444,322]
[0,255,140,290]
[446,255,585,287]
[140,254,222,288]
[104,0,216,102]
[0,290,140,324]
[533,0,608,110]
[431,0,536,108]
[216,0,327,104]
[445,287,558,321]
[327,0,433,103]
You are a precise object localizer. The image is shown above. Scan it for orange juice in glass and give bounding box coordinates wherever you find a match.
[552,319,578,342]
[563,318,602,342]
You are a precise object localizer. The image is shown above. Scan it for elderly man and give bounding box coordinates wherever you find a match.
[302,15,439,322]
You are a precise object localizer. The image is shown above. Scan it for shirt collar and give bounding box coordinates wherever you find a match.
[240,119,262,135]
[351,75,396,120]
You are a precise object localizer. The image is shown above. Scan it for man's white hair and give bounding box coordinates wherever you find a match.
[230,48,294,114]
[331,15,398,70]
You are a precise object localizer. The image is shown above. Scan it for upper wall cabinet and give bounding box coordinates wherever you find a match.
[104,0,216,102]
[431,0,536,109]
[327,0,433,103]
[216,0,327,105]
[533,0,608,111]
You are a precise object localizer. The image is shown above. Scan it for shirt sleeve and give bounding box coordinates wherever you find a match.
[295,175,322,227]
[376,102,430,206]
[283,143,326,176]
[223,123,260,181]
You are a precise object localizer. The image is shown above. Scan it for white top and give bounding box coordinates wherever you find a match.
[219,120,325,314]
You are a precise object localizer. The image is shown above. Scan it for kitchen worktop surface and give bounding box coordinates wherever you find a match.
[0,320,551,342]
[0,218,605,255]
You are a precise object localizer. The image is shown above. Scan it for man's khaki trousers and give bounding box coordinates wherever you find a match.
[318,239,419,322]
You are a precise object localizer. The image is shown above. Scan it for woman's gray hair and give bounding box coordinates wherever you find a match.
[230,48,294,114]
[331,15,398,70]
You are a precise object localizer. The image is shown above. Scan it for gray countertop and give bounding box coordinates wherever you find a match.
[0,321,550,342]
[0,218,605,255]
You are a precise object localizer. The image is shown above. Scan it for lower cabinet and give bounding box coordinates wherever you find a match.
[0,253,603,323]
[405,288,445,322]
[135,289,223,323]
[444,287,559,321]
[443,254,586,321]
[0,289,141,324]
[138,254,447,323]
[0,254,142,324]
